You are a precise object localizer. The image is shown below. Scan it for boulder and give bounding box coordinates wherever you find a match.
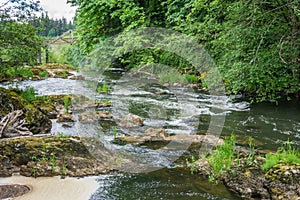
[119,113,144,128]
[116,131,223,146]
[0,137,115,177]
[57,114,76,122]
[265,162,300,183]
[0,87,52,135]
[223,168,270,199]
[144,128,169,140]
[0,184,30,199]
[78,112,113,124]
[33,100,58,119]
[69,74,85,80]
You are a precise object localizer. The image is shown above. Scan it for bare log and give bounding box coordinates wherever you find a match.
[0,110,33,138]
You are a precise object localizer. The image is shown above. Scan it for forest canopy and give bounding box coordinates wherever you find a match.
[30,13,74,37]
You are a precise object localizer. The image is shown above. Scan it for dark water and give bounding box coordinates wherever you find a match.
[2,69,299,199]
[222,100,300,150]
[90,168,240,200]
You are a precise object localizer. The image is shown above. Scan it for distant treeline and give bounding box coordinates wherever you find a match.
[30,13,74,37]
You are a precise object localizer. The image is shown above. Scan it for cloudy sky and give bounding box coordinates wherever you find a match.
[39,0,77,21]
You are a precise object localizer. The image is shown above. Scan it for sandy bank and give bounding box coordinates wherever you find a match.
[0,175,98,200]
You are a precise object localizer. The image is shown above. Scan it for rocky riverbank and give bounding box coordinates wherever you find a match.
[0,136,116,177]
[191,152,300,199]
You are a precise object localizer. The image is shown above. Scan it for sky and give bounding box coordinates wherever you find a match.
[0,0,77,21]
[39,0,77,21]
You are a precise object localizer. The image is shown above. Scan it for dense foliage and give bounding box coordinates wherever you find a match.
[0,0,43,68]
[30,13,74,37]
[69,0,299,102]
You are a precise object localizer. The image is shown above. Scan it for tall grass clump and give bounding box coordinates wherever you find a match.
[208,135,236,182]
[97,83,110,94]
[63,95,72,113]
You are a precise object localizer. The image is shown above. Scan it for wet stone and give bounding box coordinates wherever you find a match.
[119,113,144,128]
[57,114,76,122]
[78,112,113,124]
[0,184,30,199]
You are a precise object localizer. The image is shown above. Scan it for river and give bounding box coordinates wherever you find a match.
[2,69,299,199]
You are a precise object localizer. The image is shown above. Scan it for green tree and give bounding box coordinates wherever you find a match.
[186,0,300,102]
[31,14,75,37]
[47,28,57,37]
[0,0,43,67]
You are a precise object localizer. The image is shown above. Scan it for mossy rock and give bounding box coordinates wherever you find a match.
[0,137,115,177]
[0,137,93,162]
[38,63,75,70]
[53,70,73,78]
[0,87,51,134]
[31,67,48,76]
[45,94,89,106]
[33,100,58,119]
[265,162,300,183]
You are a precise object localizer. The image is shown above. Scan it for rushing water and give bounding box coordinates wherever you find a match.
[2,69,300,199]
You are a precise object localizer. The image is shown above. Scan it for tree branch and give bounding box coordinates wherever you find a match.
[0,110,33,138]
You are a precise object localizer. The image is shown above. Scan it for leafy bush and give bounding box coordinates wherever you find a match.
[184,74,198,83]
[20,86,37,103]
[63,44,87,68]
[38,70,49,78]
[97,83,110,94]
[19,86,49,103]
[6,67,34,79]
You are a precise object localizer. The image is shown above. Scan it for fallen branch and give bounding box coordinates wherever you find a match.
[0,110,33,138]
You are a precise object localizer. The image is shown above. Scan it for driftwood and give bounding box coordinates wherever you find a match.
[0,110,33,138]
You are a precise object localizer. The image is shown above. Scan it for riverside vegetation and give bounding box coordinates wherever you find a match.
[66,0,300,103]
[186,135,300,199]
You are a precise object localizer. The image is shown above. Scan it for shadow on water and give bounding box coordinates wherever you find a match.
[90,168,241,200]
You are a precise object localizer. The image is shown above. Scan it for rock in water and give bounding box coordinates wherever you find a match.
[78,112,113,123]
[33,101,58,119]
[57,113,76,122]
[119,113,144,128]
[0,87,52,135]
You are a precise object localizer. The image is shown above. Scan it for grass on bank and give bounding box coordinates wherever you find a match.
[207,135,236,182]
[262,140,300,171]
[188,135,300,183]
